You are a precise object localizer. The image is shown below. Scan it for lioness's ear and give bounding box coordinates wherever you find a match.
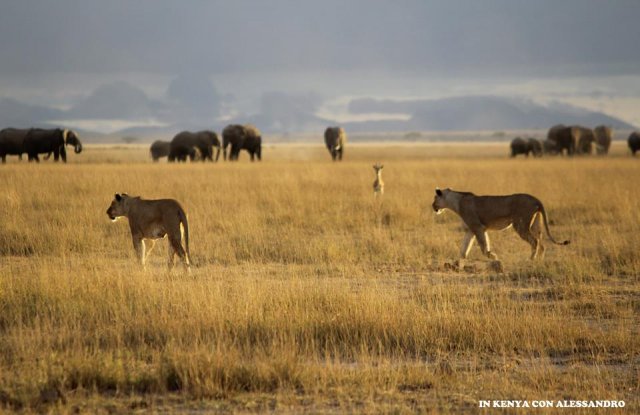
[436,188,443,196]
[115,194,122,201]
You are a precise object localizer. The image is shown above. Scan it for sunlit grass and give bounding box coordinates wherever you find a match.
[0,142,637,412]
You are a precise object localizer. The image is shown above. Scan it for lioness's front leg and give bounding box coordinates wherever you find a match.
[460,231,476,259]
[132,236,145,266]
[144,239,156,264]
[474,230,498,260]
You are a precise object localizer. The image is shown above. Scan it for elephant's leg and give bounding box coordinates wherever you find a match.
[338,149,342,160]
[132,236,145,266]
[250,151,255,162]
[53,149,60,161]
[1,154,5,163]
[460,231,476,259]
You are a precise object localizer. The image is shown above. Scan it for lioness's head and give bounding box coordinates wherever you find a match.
[432,188,449,215]
[106,193,130,221]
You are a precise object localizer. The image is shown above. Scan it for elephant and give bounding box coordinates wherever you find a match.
[629,132,640,156]
[574,125,595,155]
[0,128,29,163]
[528,138,543,157]
[23,128,82,163]
[593,125,612,155]
[168,130,221,163]
[324,126,347,161]
[547,124,579,156]
[222,124,262,161]
[543,139,559,155]
[150,140,171,162]
[510,137,542,157]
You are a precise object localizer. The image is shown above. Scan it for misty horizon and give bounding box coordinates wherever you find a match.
[1,1,639,134]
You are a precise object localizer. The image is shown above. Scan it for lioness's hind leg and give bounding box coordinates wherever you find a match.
[530,213,545,259]
[167,240,176,269]
[515,218,542,260]
[169,235,190,270]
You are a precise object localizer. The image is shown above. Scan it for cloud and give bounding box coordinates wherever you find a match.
[0,1,639,78]
[250,91,327,133]
[166,74,222,118]
[67,81,159,120]
[0,98,64,127]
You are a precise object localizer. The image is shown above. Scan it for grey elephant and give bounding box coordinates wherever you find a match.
[547,124,579,156]
[528,138,543,157]
[593,125,612,155]
[510,137,542,157]
[150,140,171,162]
[0,128,30,163]
[574,125,595,155]
[543,139,559,155]
[23,128,82,162]
[222,124,262,161]
[629,132,640,156]
[324,126,347,161]
[168,130,220,163]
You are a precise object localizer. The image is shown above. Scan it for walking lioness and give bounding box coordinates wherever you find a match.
[106,194,191,270]
[432,188,569,260]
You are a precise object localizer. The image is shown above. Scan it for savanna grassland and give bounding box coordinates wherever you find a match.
[0,142,638,413]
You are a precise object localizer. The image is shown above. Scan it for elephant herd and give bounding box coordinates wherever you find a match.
[150,124,262,163]
[0,128,83,163]
[511,124,640,157]
[151,125,348,163]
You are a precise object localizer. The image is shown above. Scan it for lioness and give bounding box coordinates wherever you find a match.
[106,194,191,270]
[432,188,569,260]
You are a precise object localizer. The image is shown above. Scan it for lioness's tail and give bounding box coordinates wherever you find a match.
[537,204,570,245]
[178,209,191,264]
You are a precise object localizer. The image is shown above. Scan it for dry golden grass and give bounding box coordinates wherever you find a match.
[0,142,638,413]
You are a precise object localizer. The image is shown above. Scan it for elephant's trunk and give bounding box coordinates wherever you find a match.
[74,142,83,154]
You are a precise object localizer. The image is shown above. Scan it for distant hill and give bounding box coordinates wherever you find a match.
[345,96,636,132]
[1,92,636,141]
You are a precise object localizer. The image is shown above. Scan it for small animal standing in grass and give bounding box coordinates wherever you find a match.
[106,193,191,271]
[432,188,569,262]
[373,164,384,196]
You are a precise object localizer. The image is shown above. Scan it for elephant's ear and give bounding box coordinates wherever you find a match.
[115,193,122,201]
[436,188,443,196]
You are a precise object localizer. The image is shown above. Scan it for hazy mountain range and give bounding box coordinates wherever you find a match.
[0,80,635,141]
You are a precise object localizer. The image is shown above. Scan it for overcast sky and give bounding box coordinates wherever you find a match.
[1,0,639,131]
